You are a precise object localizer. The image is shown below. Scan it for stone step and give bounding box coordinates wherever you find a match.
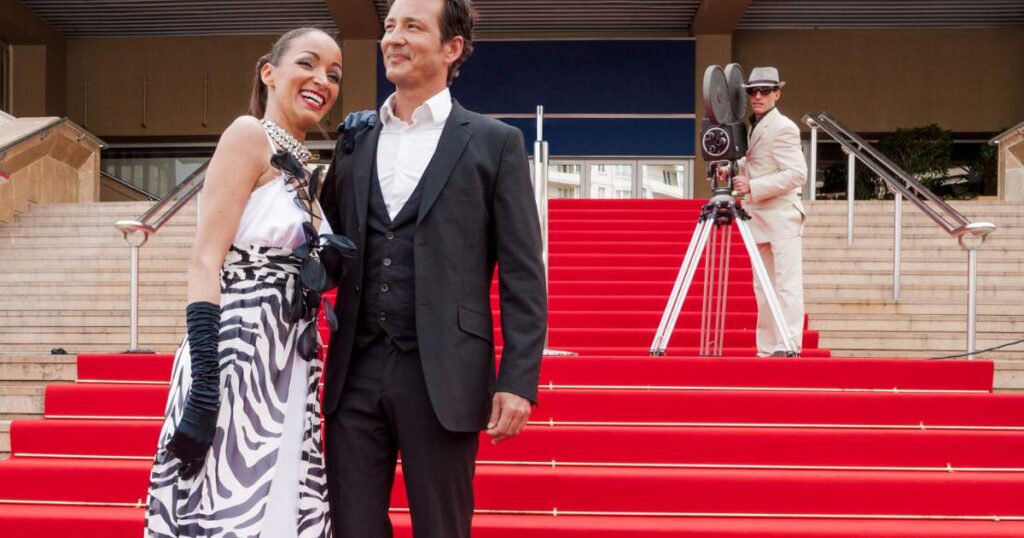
[0,234,194,247]
[25,201,159,215]
[0,355,77,383]
[0,386,45,419]
[0,294,184,308]
[807,301,1024,316]
[811,317,1024,334]
[0,419,10,460]
[0,343,179,354]
[0,225,195,238]
[6,211,196,226]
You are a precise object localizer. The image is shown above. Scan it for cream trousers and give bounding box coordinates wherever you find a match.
[752,235,805,355]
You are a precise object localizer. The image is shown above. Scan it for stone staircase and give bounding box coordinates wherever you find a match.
[802,200,1024,391]
[0,201,192,458]
[0,199,1021,458]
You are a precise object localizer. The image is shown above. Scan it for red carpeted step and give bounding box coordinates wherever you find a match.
[519,295,761,312]
[0,505,143,538]
[3,456,1022,518]
[549,266,754,281]
[77,354,173,383]
[504,279,763,296]
[550,199,706,209]
[537,356,992,391]
[10,419,160,457]
[539,328,819,348]
[43,383,1022,426]
[551,230,721,242]
[529,310,775,330]
[0,458,149,504]
[390,465,1024,516]
[477,425,1024,469]
[17,420,1024,470]
[533,389,1024,428]
[500,345,829,357]
[550,253,749,267]
[8,507,1023,538]
[390,512,1024,537]
[552,240,749,256]
[45,384,168,418]
[551,219,697,232]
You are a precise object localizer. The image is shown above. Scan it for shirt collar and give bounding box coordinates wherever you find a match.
[379,88,452,127]
[750,106,778,129]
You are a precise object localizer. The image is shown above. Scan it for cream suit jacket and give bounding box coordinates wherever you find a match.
[739,107,808,244]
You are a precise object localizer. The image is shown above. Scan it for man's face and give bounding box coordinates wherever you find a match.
[381,0,462,91]
[747,86,781,118]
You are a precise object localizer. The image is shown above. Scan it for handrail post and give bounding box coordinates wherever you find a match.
[534,106,575,357]
[116,226,153,354]
[808,125,818,201]
[846,151,855,245]
[967,249,978,358]
[893,192,902,300]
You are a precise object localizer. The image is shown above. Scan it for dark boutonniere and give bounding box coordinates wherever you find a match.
[271,150,357,360]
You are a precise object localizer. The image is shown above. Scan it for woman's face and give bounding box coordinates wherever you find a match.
[262,31,343,133]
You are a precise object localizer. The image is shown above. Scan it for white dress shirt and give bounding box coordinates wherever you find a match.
[376,88,452,220]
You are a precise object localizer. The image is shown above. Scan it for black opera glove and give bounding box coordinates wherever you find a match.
[166,301,222,480]
[339,110,378,154]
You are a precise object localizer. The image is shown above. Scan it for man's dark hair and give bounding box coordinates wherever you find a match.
[390,0,477,85]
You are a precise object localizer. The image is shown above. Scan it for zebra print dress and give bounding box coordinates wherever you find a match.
[144,244,332,538]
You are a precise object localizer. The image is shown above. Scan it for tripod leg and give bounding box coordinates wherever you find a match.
[735,219,799,355]
[715,226,732,356]
[700,223,718,356]
[650,218,715,356]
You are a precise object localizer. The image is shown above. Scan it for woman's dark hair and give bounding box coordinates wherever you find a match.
[388,0,477,85]
[247,27,331,118]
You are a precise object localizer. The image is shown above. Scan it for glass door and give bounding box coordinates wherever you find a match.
[639,161,692,199]
[531,157,695,200]
[587,161,634,199]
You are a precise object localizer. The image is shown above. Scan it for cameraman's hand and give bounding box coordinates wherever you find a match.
[733,174,751,196]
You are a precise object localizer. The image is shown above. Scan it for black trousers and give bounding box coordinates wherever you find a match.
[325,334,478,538]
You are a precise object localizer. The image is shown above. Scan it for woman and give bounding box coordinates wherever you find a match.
[145,27,345,538]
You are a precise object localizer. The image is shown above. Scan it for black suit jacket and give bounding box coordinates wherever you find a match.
[320,100,547,432]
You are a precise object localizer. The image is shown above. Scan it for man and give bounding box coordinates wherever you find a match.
[732,66,808,357]
[319,0,547,536]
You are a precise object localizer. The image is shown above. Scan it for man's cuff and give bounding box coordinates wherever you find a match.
[494,382,539,406]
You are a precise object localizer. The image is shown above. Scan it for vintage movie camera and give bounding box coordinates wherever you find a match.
[700,64,749,194]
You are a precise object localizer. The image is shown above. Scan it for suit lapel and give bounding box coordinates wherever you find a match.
[351,120,383,242]
[417,101,473,225]
[750,107,779,148]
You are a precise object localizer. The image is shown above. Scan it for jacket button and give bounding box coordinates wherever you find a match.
[354,285,361,295]
[378,311,387,321]
[380,283,390,293]
[383,258,392,267]
[385,231,395,240]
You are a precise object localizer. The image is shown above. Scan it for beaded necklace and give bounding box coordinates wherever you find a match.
[260,118,311,166]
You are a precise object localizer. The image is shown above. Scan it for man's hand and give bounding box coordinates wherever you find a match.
[732,174,751,196]
[339,110,378,154]
[486,391,532,444]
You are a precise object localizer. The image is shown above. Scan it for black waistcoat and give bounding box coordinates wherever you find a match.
[354,164,425,351]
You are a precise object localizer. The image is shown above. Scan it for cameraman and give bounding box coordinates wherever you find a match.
[732,67,808,357]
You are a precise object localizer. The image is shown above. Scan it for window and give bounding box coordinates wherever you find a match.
[662,170,679,186]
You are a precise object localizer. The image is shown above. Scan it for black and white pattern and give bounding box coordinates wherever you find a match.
[145,245,331,538]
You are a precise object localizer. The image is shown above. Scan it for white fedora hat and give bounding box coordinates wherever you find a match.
[741,66,785,89]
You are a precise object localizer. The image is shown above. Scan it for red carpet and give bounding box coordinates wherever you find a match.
[2,198,1023,536]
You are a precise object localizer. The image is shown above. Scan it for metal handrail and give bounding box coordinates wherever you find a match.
[114,161,208,352]
[804,112,996,356]
[99,170,159,201]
